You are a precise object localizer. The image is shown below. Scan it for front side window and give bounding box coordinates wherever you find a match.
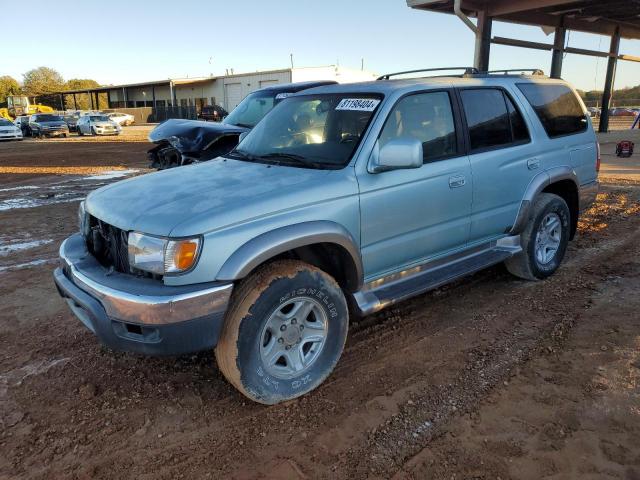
[223,91,277,128]
[517,83,587,138]
[229,94,382,169]
[460,89,511,151]
[379,91,457,162]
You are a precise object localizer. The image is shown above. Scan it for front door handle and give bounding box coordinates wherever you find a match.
[449,175,466,188]
[527,158,540,170]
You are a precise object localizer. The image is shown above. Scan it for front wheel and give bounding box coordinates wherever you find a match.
[216,260,349,404]
[505,193,570,280]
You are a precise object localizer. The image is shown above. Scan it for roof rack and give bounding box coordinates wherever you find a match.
[484,69,546,76]
[377,67,479,81]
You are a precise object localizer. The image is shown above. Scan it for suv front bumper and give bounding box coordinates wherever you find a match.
[53,234,233,355]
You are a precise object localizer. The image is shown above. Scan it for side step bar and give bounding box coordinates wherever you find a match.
[353,237,521,316]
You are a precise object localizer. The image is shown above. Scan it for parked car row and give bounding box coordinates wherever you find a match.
[586,106,640,117]
[10,113,123,138]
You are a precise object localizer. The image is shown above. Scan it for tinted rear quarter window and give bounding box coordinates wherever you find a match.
[517,83,587,138]
[460,88,511,151]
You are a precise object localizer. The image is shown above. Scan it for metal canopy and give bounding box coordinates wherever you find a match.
[407,0,640,39]
[407,0,640,132]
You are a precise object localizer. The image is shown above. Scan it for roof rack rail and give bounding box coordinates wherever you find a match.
[377,67,479,81]
[485,69,545,76]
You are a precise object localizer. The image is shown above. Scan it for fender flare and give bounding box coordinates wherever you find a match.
[510,166,579,235]
[216,221,364,290]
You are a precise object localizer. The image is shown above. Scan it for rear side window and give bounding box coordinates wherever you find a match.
[460,89,511,150]
[517,83,587,138]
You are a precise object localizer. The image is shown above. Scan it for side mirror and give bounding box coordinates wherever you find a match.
[238,131,249,143]
[369,138,423,173]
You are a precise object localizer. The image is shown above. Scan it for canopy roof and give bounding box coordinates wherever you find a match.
[407,0,640,39]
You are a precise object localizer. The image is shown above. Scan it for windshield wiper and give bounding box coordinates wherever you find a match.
[225,149,260,162]
[233,122,253,129]
[256,152,324,168]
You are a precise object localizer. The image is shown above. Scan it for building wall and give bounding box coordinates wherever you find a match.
[291,66,377,83]
[221,70,292,110]
[103,65,375,111]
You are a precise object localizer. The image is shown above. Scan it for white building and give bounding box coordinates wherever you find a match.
[65,66,377,112]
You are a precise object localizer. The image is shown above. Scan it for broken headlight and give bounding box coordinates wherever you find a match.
[127,232,201,275]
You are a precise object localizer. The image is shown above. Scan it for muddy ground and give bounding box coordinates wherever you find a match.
[0,132,639,479]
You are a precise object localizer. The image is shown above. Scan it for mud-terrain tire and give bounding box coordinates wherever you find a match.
[216,260,349,404]
[505,193,570,281]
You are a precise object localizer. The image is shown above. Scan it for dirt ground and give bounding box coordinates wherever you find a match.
[0,130,639,479]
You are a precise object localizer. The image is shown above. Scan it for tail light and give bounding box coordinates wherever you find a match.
[596,142,601,173]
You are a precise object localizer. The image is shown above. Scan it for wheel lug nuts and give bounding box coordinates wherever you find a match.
[285,345,291,350]
[291,319,297,325]
[280,325,287,331]
[300,325,304,330]
[278,338,284,344]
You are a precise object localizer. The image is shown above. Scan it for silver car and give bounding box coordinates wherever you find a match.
[77,114,121,136]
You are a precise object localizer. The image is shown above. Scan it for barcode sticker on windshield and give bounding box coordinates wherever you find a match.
[335,98,380,112]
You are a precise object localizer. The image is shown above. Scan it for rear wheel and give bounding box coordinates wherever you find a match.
[505,193,570,280]
[216,260,349,404]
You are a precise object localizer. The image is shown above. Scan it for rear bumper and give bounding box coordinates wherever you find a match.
[579,180,599,211]
[54,234,233,355]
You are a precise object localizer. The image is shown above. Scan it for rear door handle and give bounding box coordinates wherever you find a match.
[449,175,466,188]
[527,158,540,170]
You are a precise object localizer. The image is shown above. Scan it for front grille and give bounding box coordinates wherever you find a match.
[86,215,130,273]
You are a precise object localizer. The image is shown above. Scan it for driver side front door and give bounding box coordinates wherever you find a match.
[358,90,472,281]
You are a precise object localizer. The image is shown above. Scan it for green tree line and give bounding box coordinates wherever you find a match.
[0,67,105,110]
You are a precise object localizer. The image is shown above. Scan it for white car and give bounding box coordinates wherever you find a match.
[0,119,23,141]
[77,115,121,136]
[107,112,135,126]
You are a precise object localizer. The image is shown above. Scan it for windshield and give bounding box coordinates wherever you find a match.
[223,91,277,128]
[229,94,382,169]
[0,120,13,126]
[36,115,63,122]
[90,115,109,122]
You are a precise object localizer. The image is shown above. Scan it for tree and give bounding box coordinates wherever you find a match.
[64,78,101,109]
[22,67,64,96]
[0,75,21,105]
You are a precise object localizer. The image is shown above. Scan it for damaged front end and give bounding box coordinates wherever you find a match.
[147,119,248,170]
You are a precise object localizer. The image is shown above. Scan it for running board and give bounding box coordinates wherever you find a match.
[352,237,521,316]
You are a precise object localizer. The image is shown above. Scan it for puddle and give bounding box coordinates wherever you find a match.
[0,196,84,211]
[0,258,57,273]
[0,239,53,256]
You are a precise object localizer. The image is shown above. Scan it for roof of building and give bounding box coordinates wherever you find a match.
[407,0,640,39]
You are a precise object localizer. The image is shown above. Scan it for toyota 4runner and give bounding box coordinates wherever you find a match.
[54,68,599,404]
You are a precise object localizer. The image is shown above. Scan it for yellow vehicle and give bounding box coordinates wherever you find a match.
[0,95,53,120]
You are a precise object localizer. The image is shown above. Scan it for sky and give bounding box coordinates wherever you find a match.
[3,0,639,93]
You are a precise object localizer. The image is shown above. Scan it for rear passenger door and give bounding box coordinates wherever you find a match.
[458,87,537,245]
[359,90,472,279]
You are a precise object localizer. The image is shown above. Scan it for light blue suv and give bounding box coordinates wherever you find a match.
[54,69,599,404]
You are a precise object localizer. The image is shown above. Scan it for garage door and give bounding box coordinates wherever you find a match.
[225,83,242,110]
[259,79,279,88]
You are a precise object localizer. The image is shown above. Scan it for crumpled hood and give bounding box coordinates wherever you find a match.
[85,159,345,237]
[148,119,247,153]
